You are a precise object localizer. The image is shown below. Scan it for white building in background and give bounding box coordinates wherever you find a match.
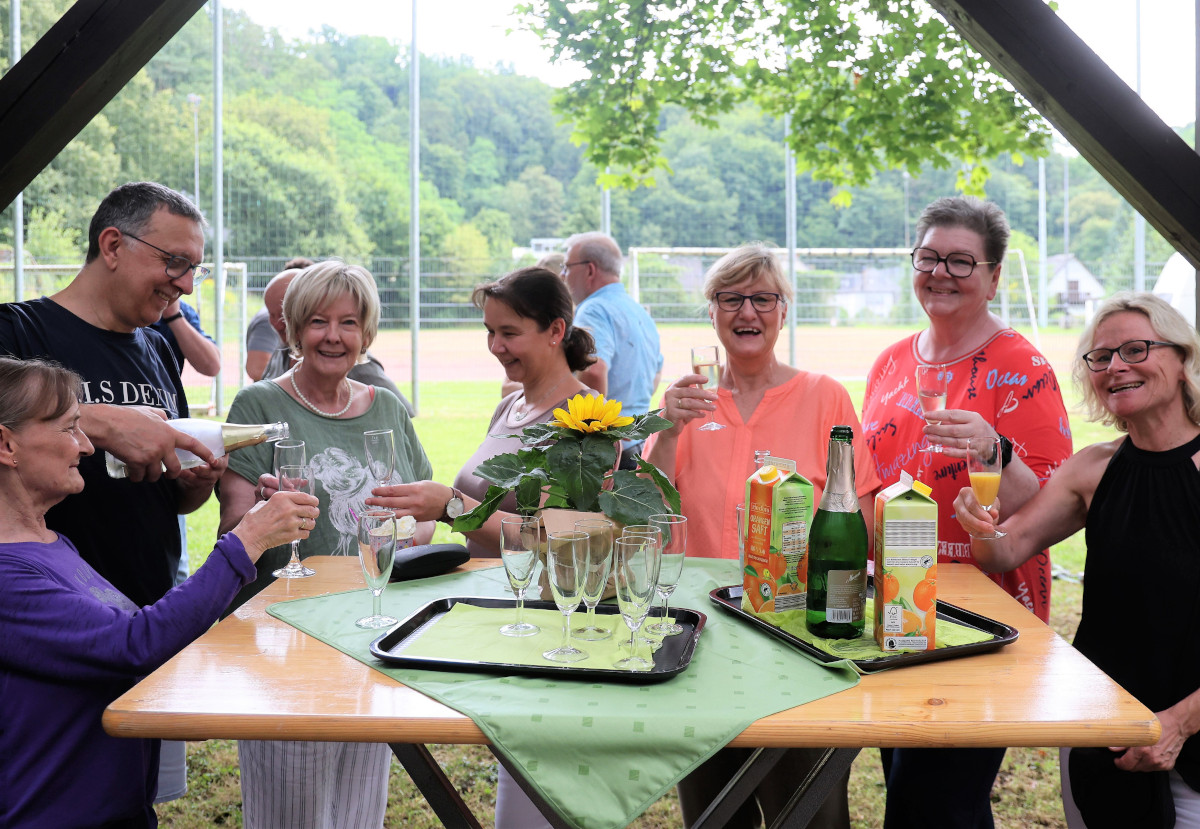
[1153,252,1196,326]
[1046,253,1105,321]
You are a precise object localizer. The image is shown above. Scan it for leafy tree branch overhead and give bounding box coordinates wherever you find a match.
[517,0,1052,201]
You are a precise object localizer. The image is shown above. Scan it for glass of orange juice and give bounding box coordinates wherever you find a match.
[966,436,1006,538]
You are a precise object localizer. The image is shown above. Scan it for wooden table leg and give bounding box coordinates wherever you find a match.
[389,742,484,829]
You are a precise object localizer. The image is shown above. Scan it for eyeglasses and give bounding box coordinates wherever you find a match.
[911,247,996,278]
[713,291,784,313]
[1082,339,1178,371]
[123,231,211,284]
[560,260,592,274]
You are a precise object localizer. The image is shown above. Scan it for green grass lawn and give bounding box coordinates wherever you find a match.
[167,377,1117,828]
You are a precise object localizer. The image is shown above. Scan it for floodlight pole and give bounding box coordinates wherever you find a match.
[187,93,202,206]
[784,113,797,364]
[213,0,225,414]
[409,0,420,415]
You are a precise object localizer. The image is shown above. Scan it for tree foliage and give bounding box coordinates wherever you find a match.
[517,0,1052,198]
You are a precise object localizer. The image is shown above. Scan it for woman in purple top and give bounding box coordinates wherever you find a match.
[0,357,318,829]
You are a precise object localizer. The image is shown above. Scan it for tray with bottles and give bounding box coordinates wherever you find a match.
[708,582,1018,673]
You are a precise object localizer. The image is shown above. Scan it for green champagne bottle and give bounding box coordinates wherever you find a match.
[805,425,868,639]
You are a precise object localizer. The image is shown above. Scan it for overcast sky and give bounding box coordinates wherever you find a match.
[224,0,1197,128]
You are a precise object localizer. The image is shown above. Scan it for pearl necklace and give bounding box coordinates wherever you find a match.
[290,364,354,418]
[513,375,571,422]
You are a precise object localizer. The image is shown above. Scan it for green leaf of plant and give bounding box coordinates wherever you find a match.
[474,453,527,488]
[546,435,610,511]
[598,471,668,527]
[452,484,509,533]
[634,456,681,515]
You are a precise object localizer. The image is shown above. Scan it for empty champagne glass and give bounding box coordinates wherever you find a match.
[967,436,1007,539]
[363,429,397,486]
[356,509,405,629]
[273,440,306,479]
[690,345,726,431]
[915,364,948,453]
[273,464,316,578]
[646,514,687,636]
[543,530,588,663]
[572,518,615,641]
[499,516,540,637]
[613,535,661,671]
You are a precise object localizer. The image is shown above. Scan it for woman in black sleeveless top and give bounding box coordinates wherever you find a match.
[954,292,1200,827]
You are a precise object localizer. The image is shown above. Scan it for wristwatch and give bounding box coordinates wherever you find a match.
[997,434,1014,468]
[439,487,464,524]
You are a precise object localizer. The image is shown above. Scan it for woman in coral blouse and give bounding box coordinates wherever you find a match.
[645,242,880,829]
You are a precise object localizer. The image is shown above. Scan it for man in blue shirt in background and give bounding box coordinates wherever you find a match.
[563,231,663,467]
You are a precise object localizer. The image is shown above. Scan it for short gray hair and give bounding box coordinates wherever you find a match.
[87,182,206,262]
[564,232,622,276]
[914,196,1010,266]
[0,357,83,430]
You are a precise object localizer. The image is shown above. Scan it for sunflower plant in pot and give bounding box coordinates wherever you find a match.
[452,393,681,533]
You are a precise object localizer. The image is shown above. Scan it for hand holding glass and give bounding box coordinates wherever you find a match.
[690,345,726,431]
[915,365,948,453]
[572,519,615,641]
[613,536,661,671]
[356,510,403,629]
[363,429,396,486]
[967,436,1007,539]
[499,517,540,637]
[273,464,316,578]
[543,531,588,663]
[646,514,687,636]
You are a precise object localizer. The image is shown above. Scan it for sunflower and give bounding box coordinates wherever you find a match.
[549,393,635,433]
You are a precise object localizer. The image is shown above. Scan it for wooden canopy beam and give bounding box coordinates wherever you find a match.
[928,0,1200,268]
[0,0,205,210]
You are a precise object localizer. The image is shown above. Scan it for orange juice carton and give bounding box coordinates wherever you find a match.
[873,471,938,652]
[741,456,814,617]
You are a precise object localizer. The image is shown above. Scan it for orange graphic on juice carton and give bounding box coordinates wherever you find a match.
[873,471,938,652]
[740,456,813,617]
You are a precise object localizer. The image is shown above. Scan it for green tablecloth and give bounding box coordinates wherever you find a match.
[268,558,859,829]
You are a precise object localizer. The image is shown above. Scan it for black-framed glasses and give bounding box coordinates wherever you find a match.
[1082,339,1178,371]
[123,231,211,283]
[560,259,592,274]
[713,291,784,312]
[911,247,995,278]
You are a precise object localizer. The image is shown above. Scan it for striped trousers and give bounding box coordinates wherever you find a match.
[239,740,391,829]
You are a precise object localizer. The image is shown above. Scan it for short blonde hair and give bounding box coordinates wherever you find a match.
[1072,292,1200,431]
[702,243,793,303]
[283,260,380,363]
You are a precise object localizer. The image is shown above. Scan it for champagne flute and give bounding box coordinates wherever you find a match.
[622,525,663,646]
[273,464,316,578]
[690,345,726,431]
[356,509,405,629]
[646,514,687,636]
[363,429,397,486]
[499,516,540,637]
[273,440,306,478]
[613,536,661,671]
[915,364,948,453]
[967,436,1007,539]
[542,530,588,663]
[572,518,615,641]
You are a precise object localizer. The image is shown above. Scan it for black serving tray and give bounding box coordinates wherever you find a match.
[370,596,706,683]
[708,584,1017,674]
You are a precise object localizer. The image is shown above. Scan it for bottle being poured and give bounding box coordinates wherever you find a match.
[106,419,290,479]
